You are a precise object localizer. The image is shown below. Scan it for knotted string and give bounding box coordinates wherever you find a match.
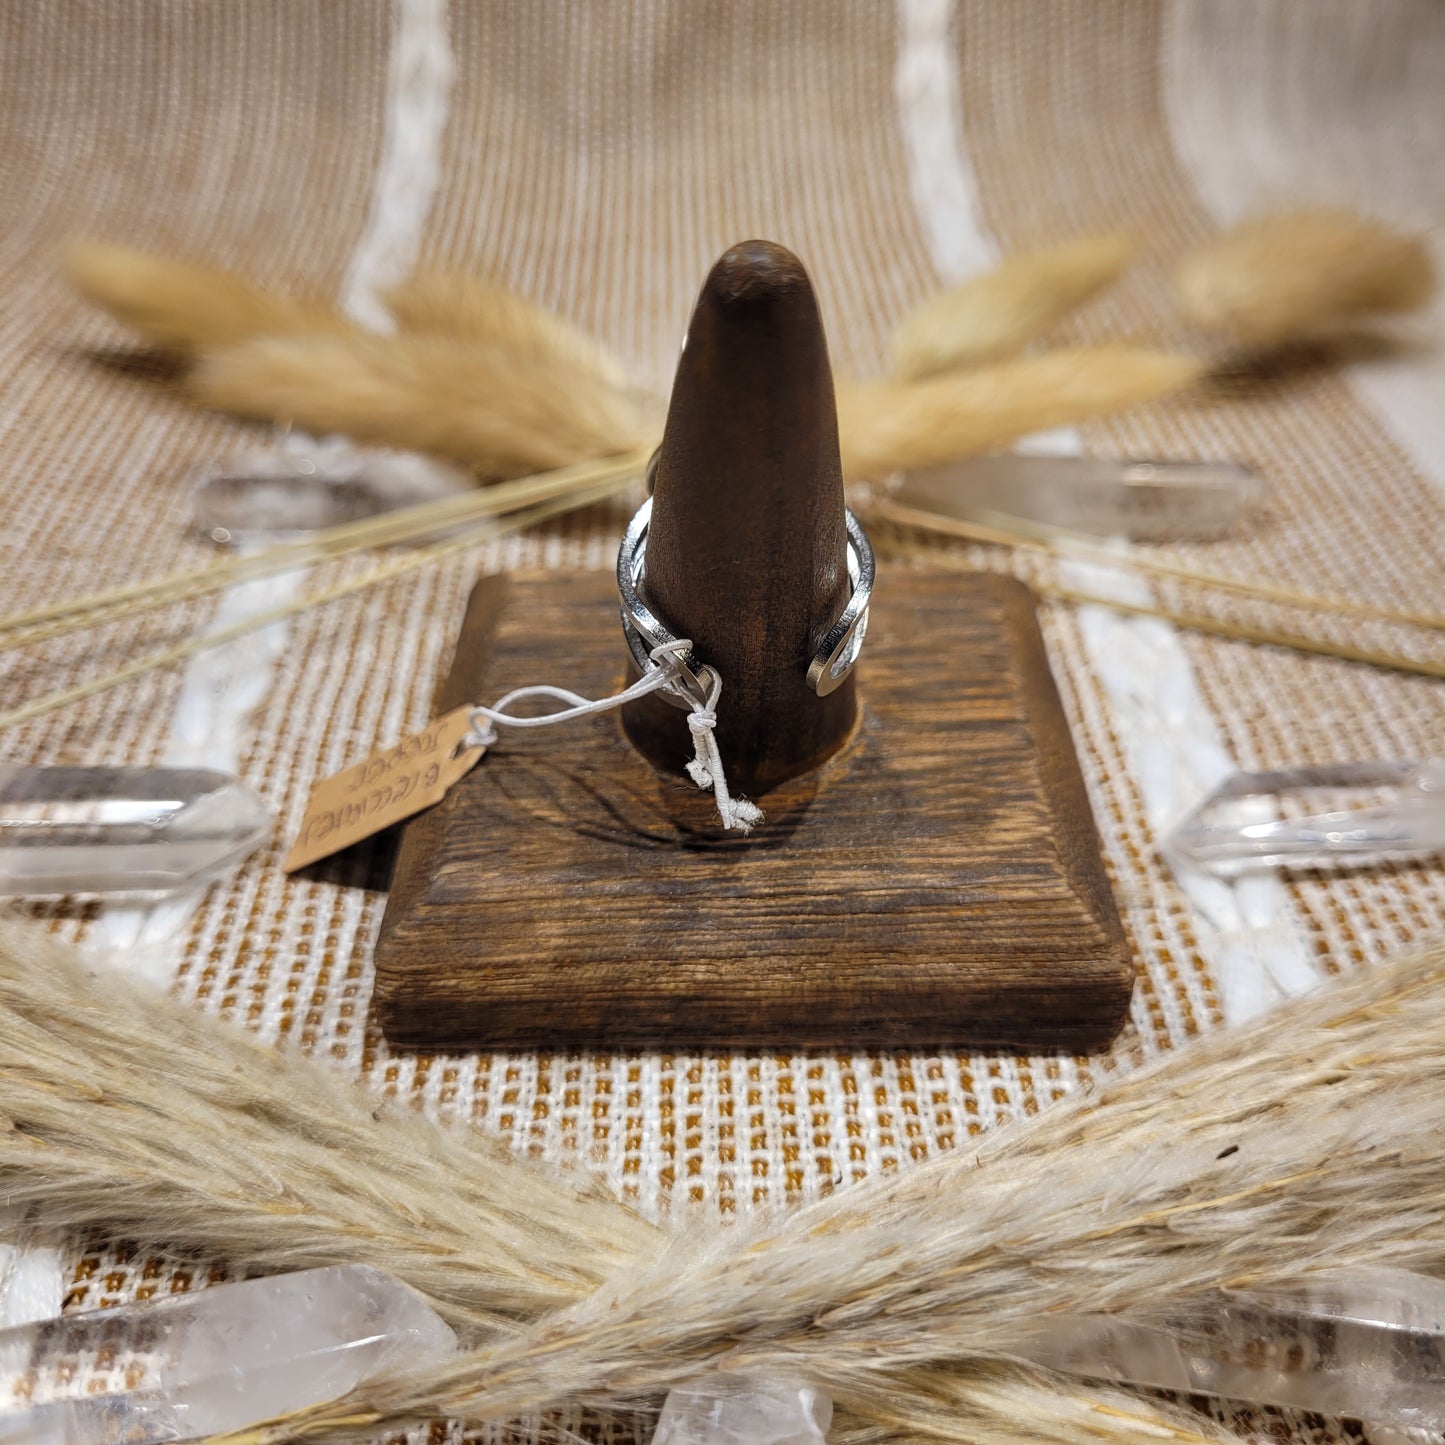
[679,666,763,833]
[465,639,763,833]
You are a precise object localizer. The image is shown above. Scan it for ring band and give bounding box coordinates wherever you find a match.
[616,498,874,706]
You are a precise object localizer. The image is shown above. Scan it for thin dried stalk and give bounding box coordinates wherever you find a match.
[383,272,632,395]
[191,329,646,480]
[877,531,1445,682]
[891,234,1137,380]
[1041,582,1445,680]
[203,941,1445,1438]
[0,925,662,1339]
[0,452,648,650]
[872,497,1445,635]
[838,348,1203,479]
[64,241,348,352]
[1177,209,1435,347]
[0,470,635,731]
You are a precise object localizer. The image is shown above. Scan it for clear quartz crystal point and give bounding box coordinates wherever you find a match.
[1164,760,1445,877]
[889,454,1264,541]
[192,438,472,546]
[0,1264,456,1445]
[652,1374,833,1445]
[0,765,271,897]
[1021,1269,1445,1433]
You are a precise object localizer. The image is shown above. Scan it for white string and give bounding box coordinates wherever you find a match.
[466,640,764,833]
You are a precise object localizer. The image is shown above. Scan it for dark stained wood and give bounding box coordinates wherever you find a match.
[374,567,1135,1051]
[621,240,856,795]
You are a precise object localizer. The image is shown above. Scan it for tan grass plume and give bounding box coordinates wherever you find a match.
[1177,209,1435,347]
[3,927,1444,1443]
[66,244,1205,488]
[383,272,633,395]
[191,329,647,479]
[287,937,1445,1435]
[840,345,1202,478]
[0,924,661,1342]
[891,233,1137,380]
[63,241,348,353]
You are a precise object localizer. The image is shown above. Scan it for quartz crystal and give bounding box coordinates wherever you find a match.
[1164,760,1445,876]
[889,454,1264,542]
[653,1374,832,1445]
[192,440,472,545]
[0,765,271,897]
[1022,1269,1445,1433]
[0,1264,456,1444]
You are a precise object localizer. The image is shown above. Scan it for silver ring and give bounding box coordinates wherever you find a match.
[807,509,874,696]
[616,497,874,705]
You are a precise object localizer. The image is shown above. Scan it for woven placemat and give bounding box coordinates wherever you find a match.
[1,4,1442,1440]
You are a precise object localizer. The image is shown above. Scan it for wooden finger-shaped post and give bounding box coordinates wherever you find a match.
[622,240,857,795]
[373,239,1134,1052]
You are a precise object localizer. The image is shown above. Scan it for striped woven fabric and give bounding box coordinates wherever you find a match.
[1,4,1443,1439]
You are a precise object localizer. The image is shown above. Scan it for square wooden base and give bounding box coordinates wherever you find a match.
[373,569,1132,1051]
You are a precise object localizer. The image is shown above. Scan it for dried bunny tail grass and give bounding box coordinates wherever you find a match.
[0,925,662,1340]
[383,272,632,395]
[190,329,648,479]
[1177,209,1436,347]
[253,939,1445,1437]
[891,233,1138,380]
[838,346,1202,478]
[63,240,347,353]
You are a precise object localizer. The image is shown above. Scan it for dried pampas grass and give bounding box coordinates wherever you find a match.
[191,329,646,479]
[281,939,1445,1437]
[836,1363,1233,1445]
[839,346,1203,478]
[0,925,660,1341]
[3,925,1444,1445]
[891,233,1137,380]
[63,241,347,353]
[1177,209,1436,347]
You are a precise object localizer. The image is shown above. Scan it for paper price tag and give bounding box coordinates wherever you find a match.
[283,705,486,872]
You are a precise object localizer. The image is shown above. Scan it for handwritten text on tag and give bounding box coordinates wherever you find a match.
[283,705,485,872]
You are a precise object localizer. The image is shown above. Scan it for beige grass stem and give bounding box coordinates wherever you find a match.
[1040,585,1445,680]
[0,452,649,649]
[0,473,633,732]
[878,532,1445,682]
[873,497,1445,635]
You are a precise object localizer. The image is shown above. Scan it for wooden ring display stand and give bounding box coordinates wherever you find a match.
[374,241,1133,1051]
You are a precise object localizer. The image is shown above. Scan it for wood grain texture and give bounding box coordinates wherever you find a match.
[623,240,857,793]
[374,568,1134,1051]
